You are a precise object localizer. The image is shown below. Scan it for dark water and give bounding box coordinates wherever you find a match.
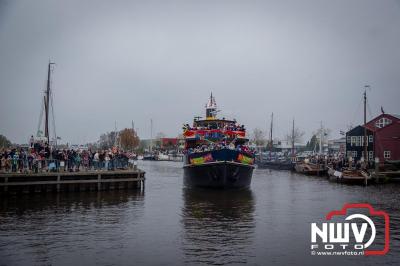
[1,161,399,266]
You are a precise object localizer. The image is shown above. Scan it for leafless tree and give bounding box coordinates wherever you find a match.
[252,128,266,147]
[285,127,305,144]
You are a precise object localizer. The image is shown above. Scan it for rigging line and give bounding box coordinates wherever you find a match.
[37,96,44,136]
[50,90,57,142]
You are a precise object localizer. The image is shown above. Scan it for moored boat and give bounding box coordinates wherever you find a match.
[294,161,326,176]
[327,166,371,184]
[142,153,156,160]
[182,93,255,189]
[257,159,295,170]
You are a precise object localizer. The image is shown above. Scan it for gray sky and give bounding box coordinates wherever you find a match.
[1,0,400,145]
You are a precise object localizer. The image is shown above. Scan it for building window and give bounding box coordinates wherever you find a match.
[351,136,357,146]
[347,136,351,143]
[369,151,374,161]
[384,151,391,159]
[355,136,364,147]
[352,151,357,158]
[375,118,392,128]
[369,135,373,143]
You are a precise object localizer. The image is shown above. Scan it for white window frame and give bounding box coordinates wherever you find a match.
[369,151,374,161]
[369,135,373,143]
[375,118,392,128]
[351,136,357,146]
[384,151,391,159]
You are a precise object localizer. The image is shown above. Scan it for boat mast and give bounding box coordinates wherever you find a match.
[363,86,369,164]
[44,62,55,145]
[319,121,323,155]
[150,118,153,153]
[269,112,273,157]
[114,121,118,147]
[291,118,295,157]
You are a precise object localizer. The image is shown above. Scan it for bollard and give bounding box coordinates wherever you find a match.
[97,173,101,191]
[57,174,61,192]
[375,157,380,183]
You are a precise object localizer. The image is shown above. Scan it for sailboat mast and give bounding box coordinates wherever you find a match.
[44,62,55,144]
[269,112,273,154]
[319,121,323,154]
[150,119,153,153]
[291,118,295,157]
[363,87,368,163]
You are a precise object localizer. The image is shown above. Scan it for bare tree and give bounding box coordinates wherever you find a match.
[285,127,305,144]
[99,131,118,150]
[252,128,266,147]
[0,134,11,148]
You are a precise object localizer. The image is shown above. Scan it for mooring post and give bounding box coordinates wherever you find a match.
[375,157,380,183]
[57,174,61,192]
[97,173,101,191]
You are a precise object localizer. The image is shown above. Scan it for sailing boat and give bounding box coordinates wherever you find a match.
[257,114,295,170]
[327,88,372,184]
[143,119,156,160]
[35,62,57,147]
[295,121,328,175]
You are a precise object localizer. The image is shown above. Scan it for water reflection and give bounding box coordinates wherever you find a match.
[0,190,145,266]
[181,188,255,265]
[1,190,144,215]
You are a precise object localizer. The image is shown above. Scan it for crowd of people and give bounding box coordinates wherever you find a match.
[186,141,255,155]
[261,151,376,171]
[0,142,135,173]
[301,154,375,171]
[183,122,246,132]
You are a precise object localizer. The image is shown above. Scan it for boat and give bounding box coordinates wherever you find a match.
[258,158,295,170]
[327,166,371,184]
[324,89,374,184]
[257,113,295,171]
[142,153,156,160]
[327,88,373,185]
[182,93,255,189]
[294,160,326,176]
[156,152,170,161]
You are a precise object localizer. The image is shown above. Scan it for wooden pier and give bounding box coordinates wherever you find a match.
[0,169,145,195]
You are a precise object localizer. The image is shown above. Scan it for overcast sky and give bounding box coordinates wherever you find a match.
[1,0,400,144]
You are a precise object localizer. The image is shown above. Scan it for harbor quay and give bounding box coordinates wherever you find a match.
[0,169,145,195]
